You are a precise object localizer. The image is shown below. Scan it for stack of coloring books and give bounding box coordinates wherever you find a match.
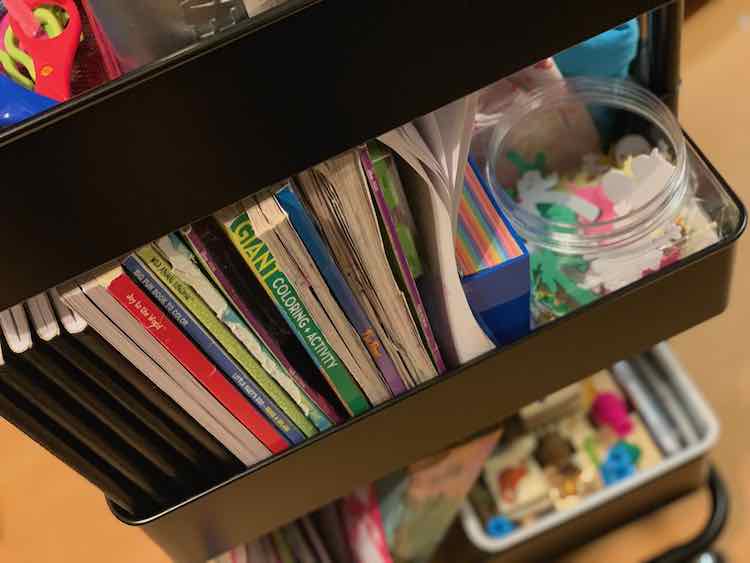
[0,95,524,517]
[0,142,450,514]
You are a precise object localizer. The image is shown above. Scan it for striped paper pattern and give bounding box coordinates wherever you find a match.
[456,163,523,276]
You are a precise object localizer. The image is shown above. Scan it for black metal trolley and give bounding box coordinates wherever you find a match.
[0,1,742,561]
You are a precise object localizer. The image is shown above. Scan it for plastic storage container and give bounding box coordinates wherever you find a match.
[486,78,720,322]
[434,342,718,563]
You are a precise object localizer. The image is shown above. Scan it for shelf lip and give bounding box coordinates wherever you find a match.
[0,0,667,311]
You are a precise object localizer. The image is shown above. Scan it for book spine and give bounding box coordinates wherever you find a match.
[271,530,296,563]
[135,244,313,443]
[109,262,287,454]
[359,147,447,375]
[340,485,394,563]
[170,236,325,437]
[222,209,370,416]
[72,327,239,468]
[183,222,339,429]
[124,253,302,446]
[261,536,283,563]
[275,184,406,396]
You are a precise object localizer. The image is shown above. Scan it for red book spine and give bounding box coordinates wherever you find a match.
[107,272,287,454]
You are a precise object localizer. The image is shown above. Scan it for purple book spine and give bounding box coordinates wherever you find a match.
[359,147,447,375]
[182,224,343,425]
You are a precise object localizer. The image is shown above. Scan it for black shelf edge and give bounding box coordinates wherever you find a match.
[111,138,746,563]
[0,0,667,310]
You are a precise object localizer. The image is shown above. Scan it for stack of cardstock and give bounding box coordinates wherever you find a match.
[457,159,530,346]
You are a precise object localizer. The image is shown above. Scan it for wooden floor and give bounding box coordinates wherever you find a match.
[1,2,749,561]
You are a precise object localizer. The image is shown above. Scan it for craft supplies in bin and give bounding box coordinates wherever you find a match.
[459,343,718,561]
[485,77,722,322]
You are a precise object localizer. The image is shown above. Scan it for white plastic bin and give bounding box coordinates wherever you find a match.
[454,343,718,562]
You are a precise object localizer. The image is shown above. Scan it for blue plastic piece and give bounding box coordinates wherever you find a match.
[553,20,640,141]
[486,515,516,538]
[0,74,57,127]
[554,20,639,80]
[600,442,638,486]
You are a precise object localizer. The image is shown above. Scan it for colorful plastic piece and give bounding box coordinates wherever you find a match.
[7,0,81,101]
[3,0,39,37]
[600,441,640,486]
[0,73,56,126]
[486,515,517,538]
[507,150,546,176]
[591,392,633,437]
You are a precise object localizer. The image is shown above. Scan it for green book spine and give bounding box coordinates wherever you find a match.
[220,208,370,416]
[136,244,317,438]
[176,230,333,432]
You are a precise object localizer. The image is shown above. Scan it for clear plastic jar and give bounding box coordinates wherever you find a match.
[485,77,702,321]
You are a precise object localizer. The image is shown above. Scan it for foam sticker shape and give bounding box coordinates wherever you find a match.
[507,150,546,176]
[601,168,633,206]
[629,149,675,209]
[612,134,651,167]
[602,149,676,214]
[517,170,600,221]
[575,184,616,235]
[584,248,664,292]
[531,249,598,314]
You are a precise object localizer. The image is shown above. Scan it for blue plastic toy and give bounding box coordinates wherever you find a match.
[554,20,640,80]
[553,20,640,141]
[0,73,56,126]
[600,441,640,486]
[486,515,517,538]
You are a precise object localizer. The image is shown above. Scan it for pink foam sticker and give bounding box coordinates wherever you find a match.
[642,247,681,277]
[574,184,617,235]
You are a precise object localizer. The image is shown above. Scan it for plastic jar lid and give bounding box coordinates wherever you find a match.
[486,77,690,256]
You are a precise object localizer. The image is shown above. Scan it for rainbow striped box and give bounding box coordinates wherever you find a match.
[457,159,530,347]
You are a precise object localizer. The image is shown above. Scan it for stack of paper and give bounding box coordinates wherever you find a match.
[379,96,496,366]
[297,152,437,387]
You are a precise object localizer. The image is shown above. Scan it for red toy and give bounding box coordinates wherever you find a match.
[7,0,81,101]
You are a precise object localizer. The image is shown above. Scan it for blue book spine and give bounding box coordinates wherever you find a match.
[122,254,304,446]
[275,182,406,396]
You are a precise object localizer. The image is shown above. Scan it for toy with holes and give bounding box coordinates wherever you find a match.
[0,0,81,102]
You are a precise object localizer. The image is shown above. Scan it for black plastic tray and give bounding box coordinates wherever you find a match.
[112,137,745,563]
